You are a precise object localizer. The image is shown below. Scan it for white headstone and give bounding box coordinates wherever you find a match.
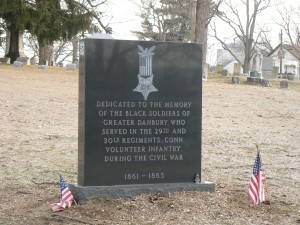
[66,63,77,70]
[16,57,30,65]
[38,65,48,70]
[252,54,263,72]
[13,61,23,68]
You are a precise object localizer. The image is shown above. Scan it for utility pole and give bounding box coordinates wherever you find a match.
[279,29,283,75]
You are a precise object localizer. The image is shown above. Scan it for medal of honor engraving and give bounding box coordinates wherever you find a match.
[133,45,158,100]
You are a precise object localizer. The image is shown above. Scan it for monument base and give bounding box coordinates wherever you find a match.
[70,182,215,205]
[247,76,262,84]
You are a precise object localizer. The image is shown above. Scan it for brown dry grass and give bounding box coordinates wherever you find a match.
[0,64,299,224]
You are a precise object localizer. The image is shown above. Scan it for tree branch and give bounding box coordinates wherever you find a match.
[211,23,243,65]
[205,0,223,28]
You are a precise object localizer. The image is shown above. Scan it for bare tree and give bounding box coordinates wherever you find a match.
[255,3,300,57]
[193,0,222,79]
[54,42,73,65]
[24,34,72,65]
[256,30,274,56]
[212,0,272,73]
[275,5,300,46]
[71,0,110,63]
[23,34,38,64]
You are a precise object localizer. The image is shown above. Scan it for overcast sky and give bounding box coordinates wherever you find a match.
[107,0,300,40]
[105,0,300,64]
[2,0,299,65]
[104,0,141,40]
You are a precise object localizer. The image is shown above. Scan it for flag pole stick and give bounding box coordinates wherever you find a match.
[73,199,78,206]
[255,143,259,155]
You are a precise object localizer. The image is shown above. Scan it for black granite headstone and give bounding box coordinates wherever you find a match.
[78,38,202,186]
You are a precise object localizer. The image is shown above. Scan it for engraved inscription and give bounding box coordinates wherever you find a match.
[96,100,192,181]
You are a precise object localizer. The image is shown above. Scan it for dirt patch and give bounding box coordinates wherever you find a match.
[0,65,299,224]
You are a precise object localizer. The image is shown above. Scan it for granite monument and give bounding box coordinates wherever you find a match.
[77,38,214,200]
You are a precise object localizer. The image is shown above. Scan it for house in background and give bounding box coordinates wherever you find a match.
[268,44,300,78]
[217,41,300,79]
[216,45,243,75]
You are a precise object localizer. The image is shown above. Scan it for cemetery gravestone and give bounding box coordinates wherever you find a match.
[66,63,77,70]
[287,74,295,80]
[16,57,30,65]
[250,71,258,77]
[77,38,214,199]
[232,76,240,84]
[261,79,270,87]
[261,57,273,79]
[272,66,279,78]
[217,64,224,74]
[13,61,23,68]
[38,65,48,70]
[247,71,260,84]
[233,63,241,75]
[252,54,262,73]
[280,80,288,88]
[222,70,228,77]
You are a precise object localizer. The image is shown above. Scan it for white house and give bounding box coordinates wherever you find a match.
[216,46,243,75]
[268,44,300,78]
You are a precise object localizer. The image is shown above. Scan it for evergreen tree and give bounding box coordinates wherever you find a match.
[0,0,31,62]
[0,0,96,64]
[133,0,192,42]
[28,0,94,65]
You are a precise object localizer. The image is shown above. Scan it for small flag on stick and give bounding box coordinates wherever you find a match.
[51,175,74,212]
[248,151,266,205]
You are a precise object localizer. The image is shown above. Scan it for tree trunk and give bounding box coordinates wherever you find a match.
[72,35,79,64]
[190,1,197,42]
[243,57,251,74]
[5,27,20,63]
[38,40,54,65]
[194,0,210,80]
[5,28,10,56]
[5,27,26,63]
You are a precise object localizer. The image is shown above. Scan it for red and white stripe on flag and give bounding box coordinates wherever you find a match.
[51,175,74,212]
[248,153,266,205]
[51,186,74,211]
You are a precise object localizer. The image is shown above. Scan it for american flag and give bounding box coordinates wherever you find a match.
[51,175,74,212]
[248,152,266,205]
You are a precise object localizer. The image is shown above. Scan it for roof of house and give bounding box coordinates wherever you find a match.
[217,48,244,66]
[268,44,300,60]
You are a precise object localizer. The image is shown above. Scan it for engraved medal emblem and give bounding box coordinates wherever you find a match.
[133,45,158,100]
